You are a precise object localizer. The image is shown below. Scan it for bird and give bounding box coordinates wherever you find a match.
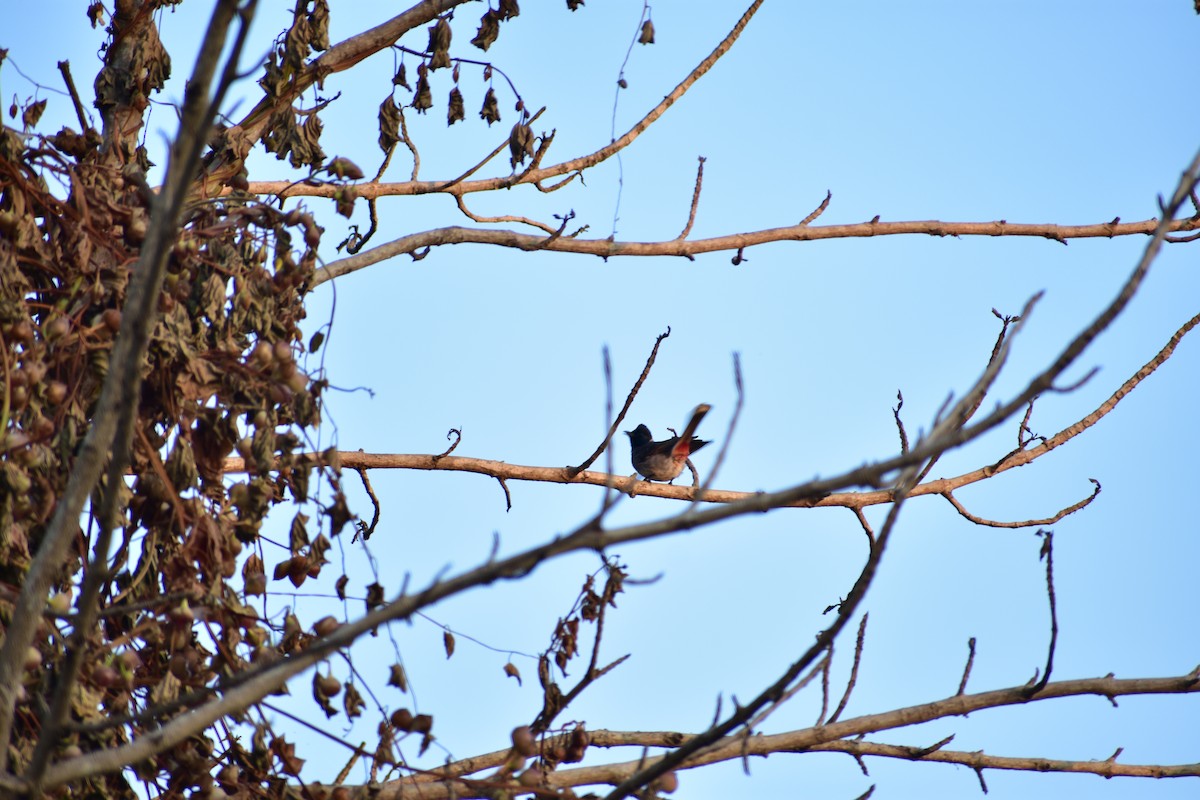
[626,403,712,482]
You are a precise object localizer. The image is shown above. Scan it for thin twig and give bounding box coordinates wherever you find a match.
[828,614,869,724]
[676,156,706,240]
[799,190,832,225]
[942,479,1100,528]
[693,353,745,505]
[892,391,908,455]
[1027,530,1058,696]
[567,328,671,478]
[354,467,381,539]
[56,61,90,131]
[957,637,976,697]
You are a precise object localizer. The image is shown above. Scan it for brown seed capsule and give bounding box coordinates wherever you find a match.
[46,316,70,340]
[654,771,679,794]
[102,309,122,332]
[46,381,68,405]
[91,665,119,687]
[316,673,342,697]
[273,339,294,364]
[250,341,274,367]
[511,725,536,757]
[517,765,543,787]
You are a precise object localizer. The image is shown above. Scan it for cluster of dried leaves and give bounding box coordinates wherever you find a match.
[0,0,632,795]
[0,6,366,794]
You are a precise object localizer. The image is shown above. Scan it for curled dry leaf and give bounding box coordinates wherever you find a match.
[480,87,501,125]
[504,661,523,685]
[638,19,655,44]
[472,9,502,51]
[447,87,465,126]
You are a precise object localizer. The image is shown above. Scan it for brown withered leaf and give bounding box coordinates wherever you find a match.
[479,87,500,125]
[334,185,357,218]
[447,87,464,126]
[308,0,330,51]
[388,663,408,692]
[133,28,171,94]
[271,737,305,777]
[443,630,456,659]
[164,438,198,491]
[508,121,534,167]
[283,13,312,71]
[504,662,522,685]
[427,17,452,69]
[343,682,365,719]
[310,534,332,566]
[326,156,363,180]
[472,9,501,51]
[263,107,301,161]
[326,489,353,534]
[22,99,47,129]
[289,511,310,552]
[375,727,397,766]
[378,96,401,151]
[273,557,294,582]
[498,0,520,20]
[364,583,386,616]
[639,20,655,44]
[312,671,339,718]
[259,53,288,98]
[71,681,106,722]
[393,62,410,89]
[293,114,325,169]
[412,63,433,113]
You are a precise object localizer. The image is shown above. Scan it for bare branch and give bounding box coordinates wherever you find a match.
[675,156,706,240]
[567,328,671,478]
[957,637,977,697]
[309,216,1200,287]
[810,739,1200,781]
[828,615,869,724]
[56,61,90,132]
[307,669,1200,799]
[353,467,382,540]
[1028,530,1059,696]
[942,479,1100,528]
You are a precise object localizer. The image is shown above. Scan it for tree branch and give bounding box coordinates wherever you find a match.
[300,669,1200,799]
[309,216,1200,287]
[197,0,474,195]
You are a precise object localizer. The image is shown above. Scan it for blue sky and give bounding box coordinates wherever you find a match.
[4,2,1199,798]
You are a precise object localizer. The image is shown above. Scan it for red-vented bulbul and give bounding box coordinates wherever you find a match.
[626,403,712,482]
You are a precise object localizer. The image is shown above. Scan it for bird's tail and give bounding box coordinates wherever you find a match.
[672,403,711,457]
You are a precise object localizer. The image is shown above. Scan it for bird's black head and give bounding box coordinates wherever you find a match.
[626,424,653,447]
